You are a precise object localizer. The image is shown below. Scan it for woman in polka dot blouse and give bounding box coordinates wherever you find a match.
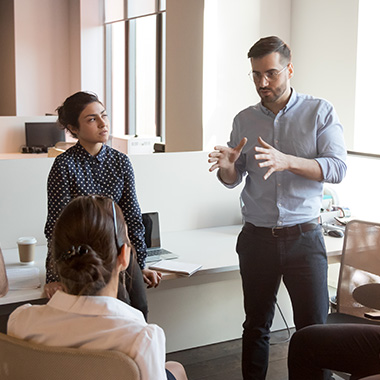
[44,91,162,319]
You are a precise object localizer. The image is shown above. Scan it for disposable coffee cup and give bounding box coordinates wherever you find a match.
[17,237,37,264]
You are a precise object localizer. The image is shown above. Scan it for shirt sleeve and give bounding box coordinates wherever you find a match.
[118,156,147,269]
[44,157,71,283]
[7,303,32,338]
[216,116,246,189]
[315,101,347,183]
[131,325,167,380]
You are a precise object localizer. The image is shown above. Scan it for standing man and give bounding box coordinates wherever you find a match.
[208,36,347,380]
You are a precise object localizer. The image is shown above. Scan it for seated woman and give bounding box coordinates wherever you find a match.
[288,323,380,380]
[7,196,187,380]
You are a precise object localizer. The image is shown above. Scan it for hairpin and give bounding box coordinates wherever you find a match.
[60,245,89,261]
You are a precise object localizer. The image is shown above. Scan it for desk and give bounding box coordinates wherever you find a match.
[1,245,47,306]
[1,225,343,302]
[161,225,343,274]
[0,225,344,351]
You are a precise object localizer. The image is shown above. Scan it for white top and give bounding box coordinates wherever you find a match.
[7,291,167,380]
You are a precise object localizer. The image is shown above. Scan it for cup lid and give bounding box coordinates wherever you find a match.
[17,237,37,245]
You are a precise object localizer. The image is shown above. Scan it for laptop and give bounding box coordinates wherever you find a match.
[142,212,179,263]
[24,122,65,153]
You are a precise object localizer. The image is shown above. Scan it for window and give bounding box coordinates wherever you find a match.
[105,1,166,140]
[354,0,380,156]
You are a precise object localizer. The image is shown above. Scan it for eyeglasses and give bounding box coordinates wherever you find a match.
[248,65,288,82]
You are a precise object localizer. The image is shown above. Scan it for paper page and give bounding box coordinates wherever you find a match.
[150,260,202,276]
[6,266,41,290]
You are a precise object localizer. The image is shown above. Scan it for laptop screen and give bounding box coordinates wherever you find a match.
[142,212,161,249]
[25,122,65,148]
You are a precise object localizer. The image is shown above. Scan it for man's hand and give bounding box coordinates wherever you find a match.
[254,137,289,180]
[208,138,247,184]
[142,268,162,288]
[255,136,324,181]
[208,137,247,172]
[44,282,64,299]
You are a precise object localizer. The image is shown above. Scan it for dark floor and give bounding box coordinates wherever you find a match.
[166,328,346,380]
[166,328,293,380]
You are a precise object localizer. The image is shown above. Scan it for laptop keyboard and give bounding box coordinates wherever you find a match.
[147,249,166,257]
[145,248,179,263]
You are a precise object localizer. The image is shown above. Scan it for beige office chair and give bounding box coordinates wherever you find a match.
[328,220,380,322]
[0,332,141,379]
[327,220,380,380]
[0,246,8,297]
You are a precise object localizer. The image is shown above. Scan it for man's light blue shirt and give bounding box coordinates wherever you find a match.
[220,89,347,228]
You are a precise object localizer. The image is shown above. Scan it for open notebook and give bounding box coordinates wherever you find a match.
[149,260,202,276]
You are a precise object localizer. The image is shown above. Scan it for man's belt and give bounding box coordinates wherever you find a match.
[244,218,320,238]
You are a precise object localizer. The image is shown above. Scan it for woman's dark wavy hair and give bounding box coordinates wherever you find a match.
[247,36,291,65]
[52,195,129,296]
[56,91,102,138]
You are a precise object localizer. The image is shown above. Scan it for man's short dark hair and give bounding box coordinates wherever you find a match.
[248,36,291,64]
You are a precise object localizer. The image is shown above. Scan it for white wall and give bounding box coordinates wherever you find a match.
[131,151,243,232]
[0,157,53,249]
[79,0,105,101]
[290,0,359,150]
[202,0,291,151]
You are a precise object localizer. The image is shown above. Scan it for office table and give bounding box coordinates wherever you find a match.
[0,224,344,351]
[1,224,343,303]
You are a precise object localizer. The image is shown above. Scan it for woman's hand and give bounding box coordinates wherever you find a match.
[44,282,64,299]
[142,268,162,288]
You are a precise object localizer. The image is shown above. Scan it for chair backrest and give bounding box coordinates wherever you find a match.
[0,246,8,297]
[0,332,141,380]
[336,220,380,317]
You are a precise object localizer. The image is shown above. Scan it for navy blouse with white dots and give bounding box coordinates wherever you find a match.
[44,142,147,283]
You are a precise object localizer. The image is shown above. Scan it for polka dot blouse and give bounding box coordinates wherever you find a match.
[44,142,147,283]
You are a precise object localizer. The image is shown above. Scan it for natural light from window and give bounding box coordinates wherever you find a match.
[110,21,125,137]
[355,0,380,155]
[105,1,164,140]
[135,16,157,137]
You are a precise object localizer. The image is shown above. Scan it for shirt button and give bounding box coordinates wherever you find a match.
[278,203,282,207]
[278,221,283,225]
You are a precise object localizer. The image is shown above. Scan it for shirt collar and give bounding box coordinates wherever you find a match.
[48,290,144,320]
[284,88,297,111]
[259,87,296,116]
[74,142,107,163]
